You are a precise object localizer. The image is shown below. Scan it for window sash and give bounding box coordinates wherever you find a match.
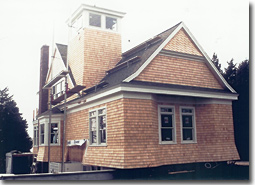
[33,126,38,146]
[89,13,101,27]
[158,106,176,144]
[40,124,45,144]
[89,108,107,145]
[180,107,196,143]
[50,123,59,144]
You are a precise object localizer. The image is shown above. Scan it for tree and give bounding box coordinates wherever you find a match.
[211,54,249,161]
[231,60,249,161]
[223,59,237,88]
[211,53,223,74]
[0,87,32,173]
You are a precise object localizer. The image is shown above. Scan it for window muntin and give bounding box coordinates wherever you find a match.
[33,126,38,146]
[89,13,101,27]
[89,108,107,146]
[159,106,176,144]
[50,123,59,144]
[180,107,196,143]
[106,16,117,31]
[40,124,45,144]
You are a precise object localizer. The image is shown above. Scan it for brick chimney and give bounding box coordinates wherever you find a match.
[38,45,49,114]
[66,4,125,89]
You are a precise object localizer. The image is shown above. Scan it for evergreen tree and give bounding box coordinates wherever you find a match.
[0,87,32,173]
[232,60,249,161]
[223,59,237,88]
[211,53,223,74]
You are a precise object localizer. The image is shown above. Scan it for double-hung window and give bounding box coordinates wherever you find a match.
[89,108,107,146]
[158,106,176,144]
[33,126,38,146]
[180,107,196,143]
[40,124,45,145]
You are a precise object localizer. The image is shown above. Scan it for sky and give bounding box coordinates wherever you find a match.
[0,0,249,139]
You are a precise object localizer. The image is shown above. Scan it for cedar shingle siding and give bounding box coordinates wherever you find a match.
[33,5,239,170]
[135,55,224,89]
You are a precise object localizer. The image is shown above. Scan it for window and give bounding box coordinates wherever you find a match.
[40,124,45,144]
[89,108,107,145]
[50,123,59,144]
[89,13,101,27]
[106,16,117,31]
[52,81,65,99]
[33,126,38,146]
[158,106,176,144]
[180,107,196,143]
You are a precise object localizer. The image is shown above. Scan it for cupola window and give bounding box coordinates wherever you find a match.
[89,13,101,27]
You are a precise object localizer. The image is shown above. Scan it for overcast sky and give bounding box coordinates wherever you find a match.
[0,0,249,138]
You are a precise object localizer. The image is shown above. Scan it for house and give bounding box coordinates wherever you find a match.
[33,4,240,173]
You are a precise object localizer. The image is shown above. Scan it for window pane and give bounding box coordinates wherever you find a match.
[99,115,106,143]
[161,115,172,127]
[89,13,101,27]
[89,111,96,117]
[40,125,44,144]
[99,115,106,128]
[182,108,192,113]
[98,108,106,115]
[106,17,117,30]
[182,115,193,127]
[183,129,193,141]
[100,129,106,143]
[91,131,97,143]
[161,128,173,141]
[51,123,58,144]
[160,108,172,113]
[90,118,97,144]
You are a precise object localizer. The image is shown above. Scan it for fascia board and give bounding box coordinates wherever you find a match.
[45,47,56,85]
[181,22,236,93]
[37,114,64,121]
[119,85,238,100]
[123,23,183,82]
[123,22,236,93]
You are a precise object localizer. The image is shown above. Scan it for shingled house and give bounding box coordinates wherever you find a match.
[33,4,240,172]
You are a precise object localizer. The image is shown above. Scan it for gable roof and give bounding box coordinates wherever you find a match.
[122,22,236,93]
[45,43,76,87]
[83,21,236,97]
[96,22,182,90]
[56,43,68,66]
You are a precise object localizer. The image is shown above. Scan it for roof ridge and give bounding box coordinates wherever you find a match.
[156,21,182,36]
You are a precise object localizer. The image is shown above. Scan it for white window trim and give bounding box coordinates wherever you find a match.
[89,107,107,146]
[180,106,197,144]
[33,125,38,146]
[50,122,60,146]
[38,119,61,146]
[52,80,65,100]
[39,124,45,146]
[158,105,176,144]
[87,11,119,33]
